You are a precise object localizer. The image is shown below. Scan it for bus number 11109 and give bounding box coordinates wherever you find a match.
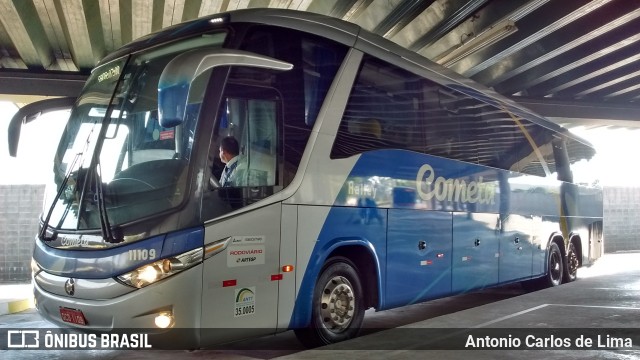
[128,249,157,261]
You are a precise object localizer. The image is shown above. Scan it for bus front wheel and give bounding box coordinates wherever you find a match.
[295,256,365,348]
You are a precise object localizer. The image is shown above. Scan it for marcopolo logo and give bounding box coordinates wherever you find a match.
[416,164,496,205]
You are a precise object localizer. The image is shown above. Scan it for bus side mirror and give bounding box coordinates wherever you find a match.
[8,97,76,157]
[157,49,293,128]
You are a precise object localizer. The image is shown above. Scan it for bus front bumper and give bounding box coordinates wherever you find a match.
[32,264,203,349]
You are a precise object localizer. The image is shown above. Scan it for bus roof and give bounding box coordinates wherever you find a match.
[98,8,594,150]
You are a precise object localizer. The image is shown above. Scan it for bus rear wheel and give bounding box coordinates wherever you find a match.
[295,256,365,348]
[563,241,579,283]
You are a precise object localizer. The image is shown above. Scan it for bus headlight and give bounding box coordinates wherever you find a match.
[117,248,203,288]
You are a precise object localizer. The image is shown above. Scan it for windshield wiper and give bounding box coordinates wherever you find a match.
[95,162,123,243]
[38,152,82,241]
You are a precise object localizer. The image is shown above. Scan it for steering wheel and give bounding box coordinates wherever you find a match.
[109,177,156,191]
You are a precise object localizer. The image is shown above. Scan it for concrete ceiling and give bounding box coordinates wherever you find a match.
[1,0,640,122]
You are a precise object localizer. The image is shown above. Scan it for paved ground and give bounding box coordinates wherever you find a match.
[1,252,640,359]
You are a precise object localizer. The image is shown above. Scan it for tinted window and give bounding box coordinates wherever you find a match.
[240,26,347,184]
[332,55,558,178]
[201,26,349,218]
[217,92,279,188]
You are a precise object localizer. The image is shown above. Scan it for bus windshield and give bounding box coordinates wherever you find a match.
[45,32,227,233]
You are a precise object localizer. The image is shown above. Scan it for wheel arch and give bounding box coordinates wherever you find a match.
[547,232,566,258]
[326,243,381,310]
[289,238,382,329]
[545,232,567,274]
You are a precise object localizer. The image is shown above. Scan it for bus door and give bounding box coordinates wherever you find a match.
[200,204,282,342]
[199,83,283,344]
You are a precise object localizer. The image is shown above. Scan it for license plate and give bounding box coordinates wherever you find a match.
[59,307,87,325]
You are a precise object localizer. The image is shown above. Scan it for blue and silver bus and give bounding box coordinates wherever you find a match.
[9,9,603,348]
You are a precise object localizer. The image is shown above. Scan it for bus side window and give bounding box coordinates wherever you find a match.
[331,57,425,158]
[246,99,277,186]
[215,96,278,188]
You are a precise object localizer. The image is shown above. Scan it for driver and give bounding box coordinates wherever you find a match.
[218,136,243,187]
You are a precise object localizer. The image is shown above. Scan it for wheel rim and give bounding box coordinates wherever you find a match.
[550,251,562,282]
[319,275,356,333]
[568,245,579,277]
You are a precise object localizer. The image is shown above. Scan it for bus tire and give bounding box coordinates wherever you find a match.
[294,256,365,348]
[563,241,579,283]
[545,242,564,287]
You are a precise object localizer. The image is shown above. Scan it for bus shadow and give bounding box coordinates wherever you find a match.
[205,283,528,358]
[359,283,527,334]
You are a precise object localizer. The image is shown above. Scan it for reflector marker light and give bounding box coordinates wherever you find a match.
[222,279,237,287]
[282,265,294,272]
[271,274,283,281]
[204,237,231,259]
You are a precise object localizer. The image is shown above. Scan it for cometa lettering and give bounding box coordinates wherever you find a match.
[97,66,120,83]
[416,164,496,205]
[60,237,90,247]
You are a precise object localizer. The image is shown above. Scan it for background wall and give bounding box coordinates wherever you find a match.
[0,185,44,282]
[0,185,638,283]
[603,186,640,253]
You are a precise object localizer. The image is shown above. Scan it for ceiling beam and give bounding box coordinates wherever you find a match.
[182,0,204,21]
[474,1,640,88]
[131,0,153,40]
[33,0,77,71]
[409,0,487,52]
[56,0,95,70]
[496,20,640,96]
[199,0,225,16]
[98,0,122,52]
[0,0,52,69]
[513,96,640,121]
[452,0,610,77]
[327,0,358,19]
[162,0,186,28]
[0,70,87,97]
[373,0,434,38]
